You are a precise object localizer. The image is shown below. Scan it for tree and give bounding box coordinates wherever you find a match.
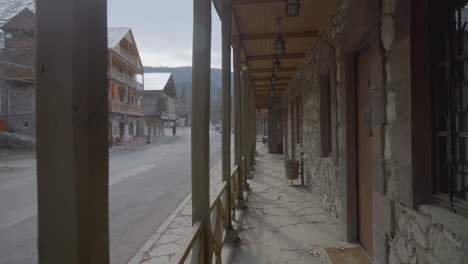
[180,83,187,105]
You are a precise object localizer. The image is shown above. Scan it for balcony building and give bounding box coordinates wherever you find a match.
[107,28,146,147]
[144,72,178,143]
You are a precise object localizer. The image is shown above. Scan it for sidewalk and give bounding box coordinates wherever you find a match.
[233,144,369,264]
[130,157,231,264]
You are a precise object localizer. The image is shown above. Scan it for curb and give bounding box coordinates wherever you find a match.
[127,159,222,264]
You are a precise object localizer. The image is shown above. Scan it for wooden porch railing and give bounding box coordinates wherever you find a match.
[110,100,144,116]
[171,159,245,264]
[111,68,143,91]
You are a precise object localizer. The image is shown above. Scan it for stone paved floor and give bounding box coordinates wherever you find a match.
[134,156,232,264]
[233,144,354,264]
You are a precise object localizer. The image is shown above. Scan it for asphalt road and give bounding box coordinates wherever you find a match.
[0,127,222,264]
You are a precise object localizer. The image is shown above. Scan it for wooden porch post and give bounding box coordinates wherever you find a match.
[233,45,246,205]
[241,70,250,189]
[221,0,236,236]
[36,0,109,263]
[250,90,255,165]
[191,0,211,261]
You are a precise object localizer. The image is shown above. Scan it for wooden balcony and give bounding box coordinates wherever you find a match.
[111,68,143,91]
[4,67,35,80]
[109,100,144,116]
[118,47,139,67]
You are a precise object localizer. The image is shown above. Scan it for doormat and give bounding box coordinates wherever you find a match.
[325,247,373,264]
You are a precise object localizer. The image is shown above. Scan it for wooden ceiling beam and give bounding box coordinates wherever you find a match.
[250,67,297,73]
[232,0,282,6]
[247,53,304,61]
[240,31,318,41]
[253,76,291,82]
[253,81,289,85]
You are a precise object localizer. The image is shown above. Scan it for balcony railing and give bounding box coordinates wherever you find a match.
[171,158,245,264]
[161,111,177,120]
[111,68,143,91]
[110,100,144,116]
[5,67,35,80]
[118,47,138,67]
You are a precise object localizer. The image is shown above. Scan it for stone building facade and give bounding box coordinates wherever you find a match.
[271,0,468,263]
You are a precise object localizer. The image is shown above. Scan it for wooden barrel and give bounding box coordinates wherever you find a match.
[286,160,299,180]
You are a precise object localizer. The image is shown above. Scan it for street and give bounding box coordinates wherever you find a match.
[0,127,222,264]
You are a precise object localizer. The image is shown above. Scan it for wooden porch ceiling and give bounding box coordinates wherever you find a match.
[213,0,340,109]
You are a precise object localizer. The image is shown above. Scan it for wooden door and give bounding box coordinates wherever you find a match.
[356,49,373,254]
[291,103,295,160]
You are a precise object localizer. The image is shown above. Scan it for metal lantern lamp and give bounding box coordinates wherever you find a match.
[274,38,286,55]
[285,0,300,17]
[273,58,282,73]
[274,17,286,55]
[271,74,277,85]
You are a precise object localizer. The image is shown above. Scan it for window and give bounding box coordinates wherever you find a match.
[432,1,468,212]
[320,74,332,157]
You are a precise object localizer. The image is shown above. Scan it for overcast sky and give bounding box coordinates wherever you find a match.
[108,0,222,68]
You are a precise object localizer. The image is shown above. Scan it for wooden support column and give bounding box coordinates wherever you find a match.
[191,0,211,261]
[233,45,246,205]
[251,90,256,165]
[242,72,249,172]
[221,0,236,236]
[245,81,254,179]
[241,71,251,189]
[233,47,242,167]
[36,0,109,263]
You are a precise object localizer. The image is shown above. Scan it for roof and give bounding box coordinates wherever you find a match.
[1,8,35,31]
[144,73,172,91]
[107,27,131,49]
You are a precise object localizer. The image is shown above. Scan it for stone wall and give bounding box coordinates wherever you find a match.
[282,1,348,222]
[280,0,468,263]
[267,97,283,153]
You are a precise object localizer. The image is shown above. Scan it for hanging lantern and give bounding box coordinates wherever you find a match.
[241,63,248,71]
[274,38,286,55]
[272,58,282,73]
[285,0,300,17]
[271,74,277,85]
[274,17,286,55]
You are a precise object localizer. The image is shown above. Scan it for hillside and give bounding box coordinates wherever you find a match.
[144,66,226,122]
[144,66,224,98]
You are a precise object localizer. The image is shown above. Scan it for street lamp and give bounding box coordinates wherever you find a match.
[285,0,301,17]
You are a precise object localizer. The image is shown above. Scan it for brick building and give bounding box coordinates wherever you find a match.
[0,8,35,136]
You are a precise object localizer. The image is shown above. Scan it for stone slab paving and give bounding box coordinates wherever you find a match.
[233,144,357,264]
[132,156,234,264]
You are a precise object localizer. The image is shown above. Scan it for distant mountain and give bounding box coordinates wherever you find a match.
[144,66,230,122]
[144,66,224,98]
